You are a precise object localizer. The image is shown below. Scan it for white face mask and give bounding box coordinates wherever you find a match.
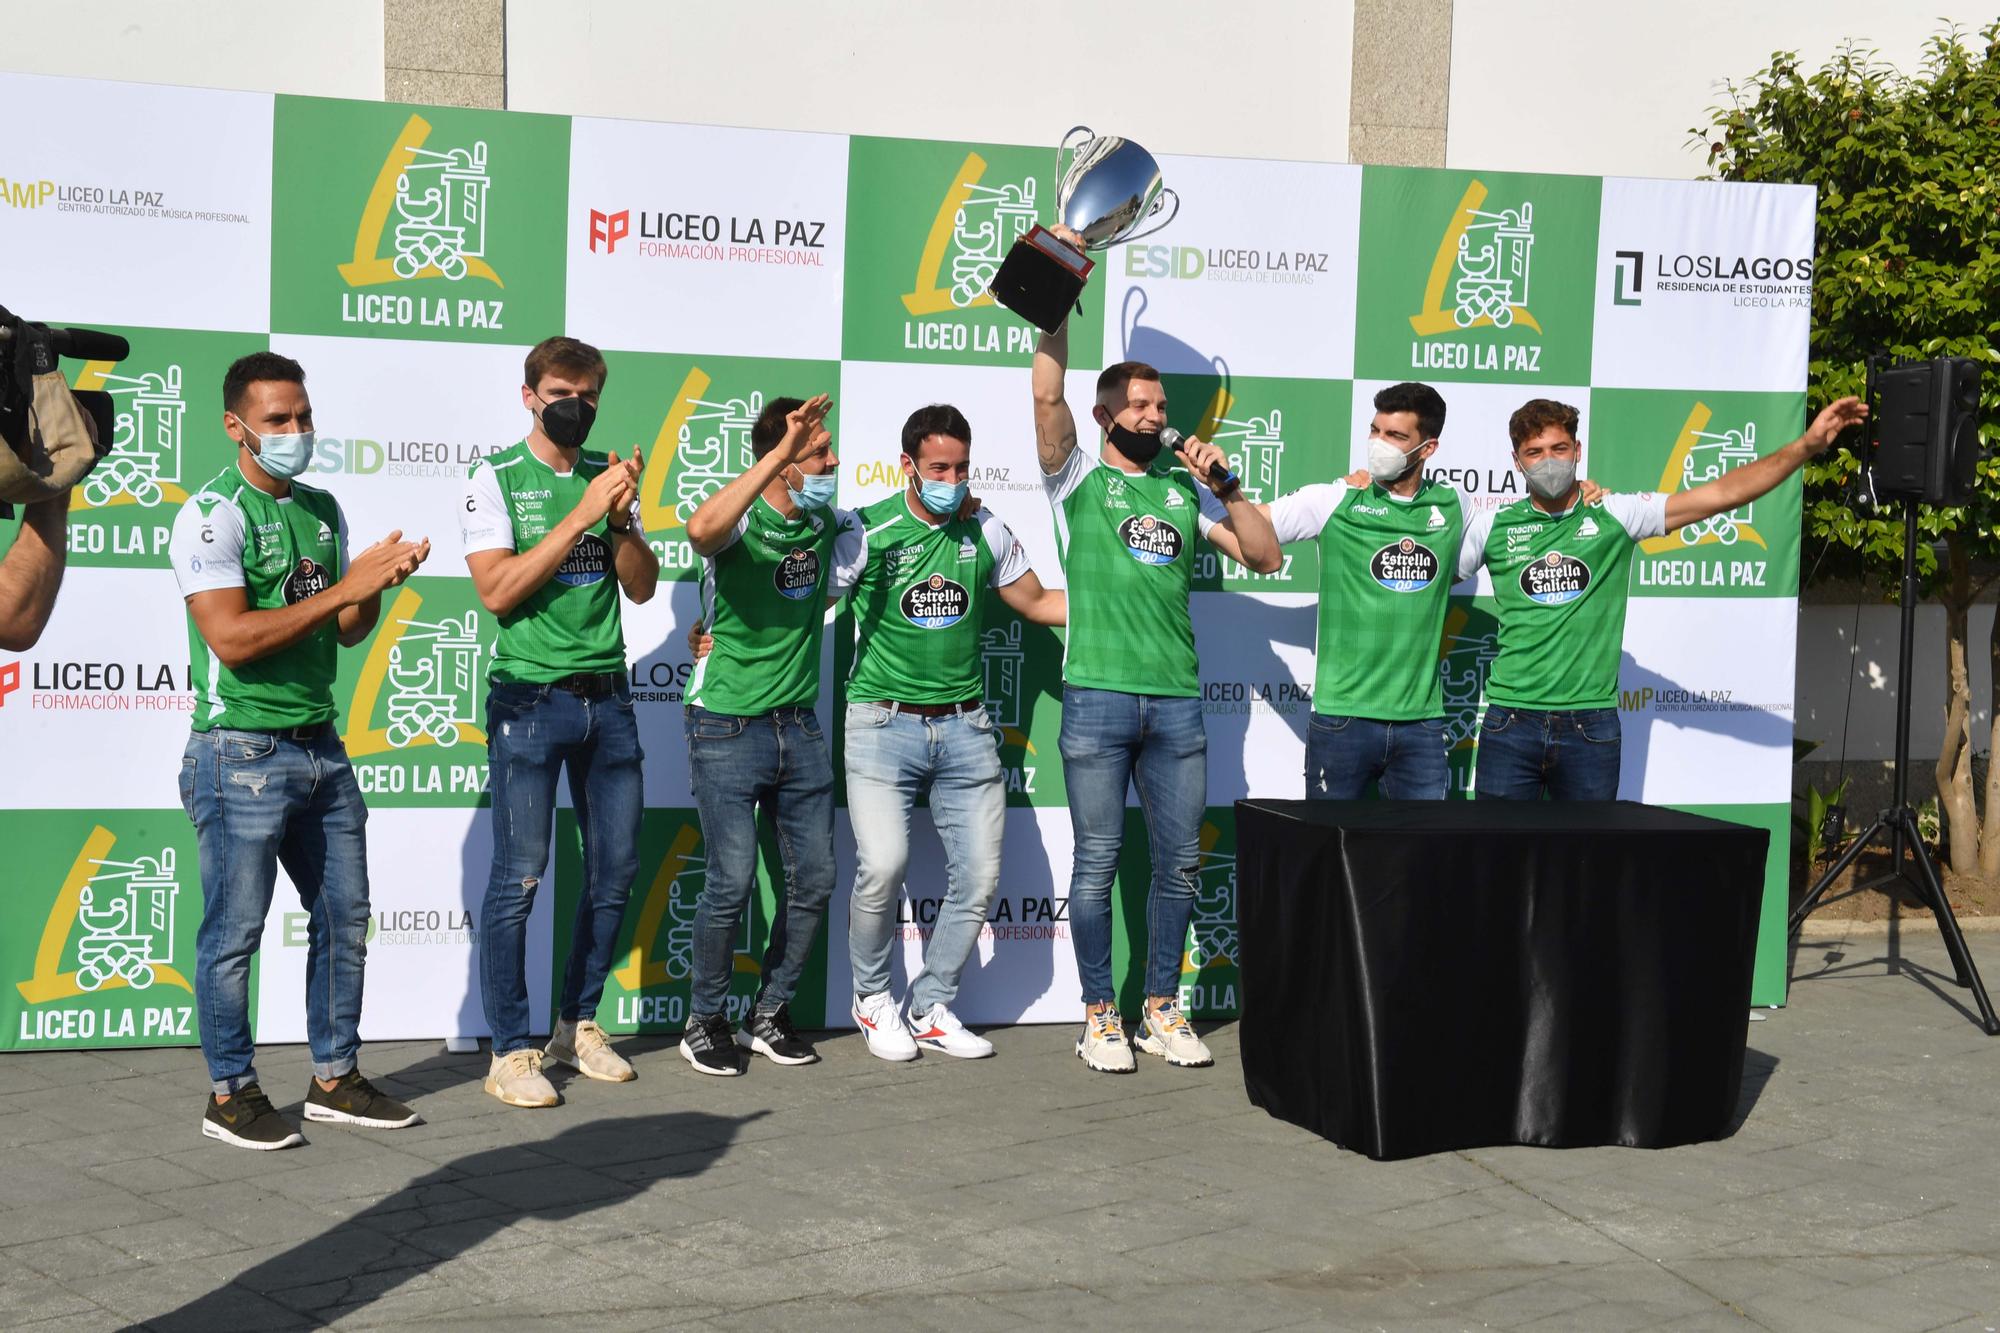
[1366,437,1426,484]
[1523,456,1578,502]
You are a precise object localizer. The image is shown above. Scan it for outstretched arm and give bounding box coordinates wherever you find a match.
[1664,396,1867,532]
[996,568,1066,626]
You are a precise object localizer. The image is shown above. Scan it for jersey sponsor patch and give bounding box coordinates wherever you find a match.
[1118,513,1182,566]
[282,556,332,605]
[900,573,970,628]
[555,532,612,587]
[775,547,823,600]
[1370,537,1439,592]
[1521,550,1590,604]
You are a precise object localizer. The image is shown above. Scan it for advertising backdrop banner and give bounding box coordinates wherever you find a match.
[0,74,1811,1050]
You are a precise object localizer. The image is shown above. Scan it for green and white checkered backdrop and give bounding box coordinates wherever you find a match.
[0,72,1811,1053]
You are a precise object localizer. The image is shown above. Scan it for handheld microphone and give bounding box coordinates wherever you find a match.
[1159,426,1240,494]
[0,323,131,361]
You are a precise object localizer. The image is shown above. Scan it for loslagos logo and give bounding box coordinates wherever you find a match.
[590,207,631,253]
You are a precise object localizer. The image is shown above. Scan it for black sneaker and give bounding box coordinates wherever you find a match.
[304,1071,421,1129]
[679,1013,746,1077]
[201,1082,304,1151]
[736,1003,819,1065]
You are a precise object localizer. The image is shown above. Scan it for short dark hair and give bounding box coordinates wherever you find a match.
[222,351,306,415]
[1095,360,1161,405]
[1373,382,1447,441]
[523,336,608,394]
[751,396,805,458]
[900,404,972,461]
[1508,399,1581,450]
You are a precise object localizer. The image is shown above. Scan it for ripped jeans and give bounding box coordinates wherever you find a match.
[1059,686,1206,1004]
[480,680,644,1056]
[181,725,370,1094]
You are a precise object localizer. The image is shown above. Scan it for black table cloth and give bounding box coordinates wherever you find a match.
[1235,799,1767,1160]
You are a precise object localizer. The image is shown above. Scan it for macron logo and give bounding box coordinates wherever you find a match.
[589,208,630,254]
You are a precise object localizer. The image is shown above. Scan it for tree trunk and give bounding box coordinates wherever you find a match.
[1982,601,2000,876]
[1937,536,1979,874]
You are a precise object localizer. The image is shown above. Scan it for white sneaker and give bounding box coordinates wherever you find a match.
[1076,1007,1135,1073]
[907,1001,993,1059]
[483,1048,560,1107]
[545,1018,635,1082]
[1134,1000,1213,1067]
[852,991,918,1062]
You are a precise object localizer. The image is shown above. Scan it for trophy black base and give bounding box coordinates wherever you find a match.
[988,225,1095,334]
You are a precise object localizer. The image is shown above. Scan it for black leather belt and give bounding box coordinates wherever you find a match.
[871,699,982,718]
[552,671,626,697]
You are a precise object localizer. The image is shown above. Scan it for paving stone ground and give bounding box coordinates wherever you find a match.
[2,920,1997,1330]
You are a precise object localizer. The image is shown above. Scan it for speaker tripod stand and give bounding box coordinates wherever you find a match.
[1790,500,1999,1034]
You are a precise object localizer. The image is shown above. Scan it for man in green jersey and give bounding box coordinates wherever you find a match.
[679,393,847,1077]
[1460,393,1866,800]
[461,336,659,1108]
[1208,382,1463,800]
[1032,224,1280,1074]
[830,404,1067,1062]
[172,351,429,1149]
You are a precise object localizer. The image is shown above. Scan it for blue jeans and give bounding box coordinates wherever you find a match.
[1059,686,1206,1004]
[1474,706,1622,800]
[480,680,644,1055]
[685,705,836,1021]
[1305,713,1450,800]
[845,702,1006,1013]
[180,727,370,1095]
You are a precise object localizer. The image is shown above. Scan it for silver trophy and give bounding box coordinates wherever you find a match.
[988,126,1179,333]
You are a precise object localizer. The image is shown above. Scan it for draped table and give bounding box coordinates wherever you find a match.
[1233,799,1768,1160]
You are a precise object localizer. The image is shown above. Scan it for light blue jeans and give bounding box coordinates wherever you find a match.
[180,726,369,1095]
[844,702,1006,1013]
[1059,686,1206,1004]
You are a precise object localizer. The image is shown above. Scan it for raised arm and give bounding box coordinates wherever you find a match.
[1030,224,1086,477]
[684,393,830,555]
[1664,396,1867,532]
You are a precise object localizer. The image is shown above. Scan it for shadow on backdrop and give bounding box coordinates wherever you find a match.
[148,1106,765,1331]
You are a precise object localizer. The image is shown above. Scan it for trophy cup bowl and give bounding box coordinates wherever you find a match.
[987,127,1180,334]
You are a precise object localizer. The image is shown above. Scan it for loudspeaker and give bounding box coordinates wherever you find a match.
[1870,356,1984,505]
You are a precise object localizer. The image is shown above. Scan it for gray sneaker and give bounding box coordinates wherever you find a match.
[1134,1000,1214,1067]
[1076,1007,1136,1074]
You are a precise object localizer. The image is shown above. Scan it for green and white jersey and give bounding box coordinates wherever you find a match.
[835,493,1032,706]
[686,498,857,716]
[1044,447,1227,697]
[460,440,642,684]
[1269,476,1465,721]
[1458,492,1669,711]
[169,465,348,732]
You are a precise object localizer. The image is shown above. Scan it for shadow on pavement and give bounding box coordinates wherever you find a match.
[146,1106,765,1330]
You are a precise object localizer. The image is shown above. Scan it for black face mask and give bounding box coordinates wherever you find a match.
[1107,420,1163,466]
[538,393,596,448]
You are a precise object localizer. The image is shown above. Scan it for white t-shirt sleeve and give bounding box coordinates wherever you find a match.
[1042,446,1097,505]
[827,507,867,595]
[1267,483,1349,545]
[1458,507,1496,581]
[1601,491,1670,541]
[459,463,515,556]
[1194,482,1230,539]
[169,493,247,597]
[978,508,1033,587]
